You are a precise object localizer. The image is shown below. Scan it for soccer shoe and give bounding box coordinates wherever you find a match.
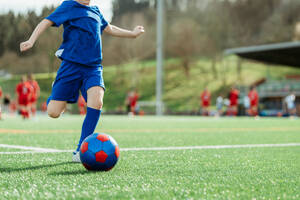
[72,151,81,163]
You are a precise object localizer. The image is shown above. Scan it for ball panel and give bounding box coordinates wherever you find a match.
[80,142,89,154]
[96,134,109,142]
[86,137,102,154]
[95,151,108,163]
[82,163,92,170]
[93,162,108,171]
[115,146,120,158]
[102,140,116,155]
[104,152,118,170]
[80,149,96,167]
[84,133,99,142]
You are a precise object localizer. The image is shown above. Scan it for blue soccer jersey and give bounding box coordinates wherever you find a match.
[46,0,108,67]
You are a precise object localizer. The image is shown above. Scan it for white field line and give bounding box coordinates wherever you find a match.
[0,143,300,155]
[0,144,64,152]
[0,151,72,155]
[121,143,300,151]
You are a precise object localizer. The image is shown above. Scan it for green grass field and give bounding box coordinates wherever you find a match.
[0,115,300,199]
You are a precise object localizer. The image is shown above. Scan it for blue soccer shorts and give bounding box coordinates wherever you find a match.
[48,60,105,104]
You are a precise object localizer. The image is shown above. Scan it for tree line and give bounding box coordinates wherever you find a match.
[1,0,300,74]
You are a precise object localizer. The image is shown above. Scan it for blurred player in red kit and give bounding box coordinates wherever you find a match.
[248,85,259,116]
[228,86,239,116]
[78,95,87,115]
[41,102,47,113]
[28,74,40,116]
[125,90,139,115]
[200,88,211,116]
[125,91,132,114]
[10,100,17,114]
[16,76,33,119]
[130,90,139,115]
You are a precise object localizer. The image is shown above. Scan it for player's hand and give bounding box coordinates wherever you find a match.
[20,40,33,52]
[132,26,145,38]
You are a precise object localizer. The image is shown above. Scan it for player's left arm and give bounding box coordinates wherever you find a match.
[104,24,145,38]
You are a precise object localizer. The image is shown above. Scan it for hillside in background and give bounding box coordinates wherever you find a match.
[1,56,300,113]
[2,0,300,75]
[1,0,300,114]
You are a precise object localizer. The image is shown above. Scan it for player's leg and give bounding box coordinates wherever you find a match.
[206,107,210,116]
[24,104,31,119]
[202,107,206,116]
[87,86,104,110]
[233,105,238,116]
[33,102,37,116]
[31,99,37,116]
[18,98,24,118]
[22,106,27,119]
[253,105,258,116]
[47,100,67,118]
[72,67,105,163]
[25,98,32,119]
[76,86,104,152]
[72,86,104,163]
[19,100,27,119]
[76,68,105,149]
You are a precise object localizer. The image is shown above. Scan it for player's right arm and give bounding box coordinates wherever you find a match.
[104,24,145,38]
[20,19,53,52]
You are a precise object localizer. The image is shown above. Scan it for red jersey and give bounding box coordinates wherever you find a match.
[0,87,2,98]
[229,89,239,106]
[201,91,211,107]
[130,93,139,107]
[16,82,33,100]
[28,80,40,99]
[248,90,259,106]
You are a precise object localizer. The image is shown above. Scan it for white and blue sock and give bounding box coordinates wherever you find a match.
[76,107,101,151]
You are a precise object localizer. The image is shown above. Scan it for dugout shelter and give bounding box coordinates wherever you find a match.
[225,41,300,116]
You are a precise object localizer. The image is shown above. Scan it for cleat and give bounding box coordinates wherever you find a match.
[72,151,81,163]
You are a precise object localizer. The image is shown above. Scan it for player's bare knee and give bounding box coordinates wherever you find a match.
[47,101,66,118]
[47,108,61,118]
[88,98,103,110]
[98,99,103,109]
[87,86,105,110]
[94,99,103,110]
[48,111,61,118]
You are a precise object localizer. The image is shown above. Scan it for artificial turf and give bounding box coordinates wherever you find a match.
[0,115,299,199]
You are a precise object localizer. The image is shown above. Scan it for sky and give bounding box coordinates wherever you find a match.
[0,0,113,21]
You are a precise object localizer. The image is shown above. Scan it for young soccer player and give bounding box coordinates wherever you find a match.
[200,88,211,116]
[20,0,145,162]
[216,94,224,116]
[28,74,40,116]
[248,85,259,116]
[285,92,297,117]
[129,90,139,115]
[16,76,33,119]
[78,95,87,115]
[228,86,239,116]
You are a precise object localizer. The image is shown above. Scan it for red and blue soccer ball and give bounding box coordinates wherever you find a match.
[80,133,120,171]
